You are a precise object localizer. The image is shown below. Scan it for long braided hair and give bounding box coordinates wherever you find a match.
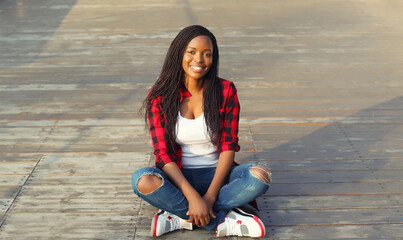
[142,25,221,151]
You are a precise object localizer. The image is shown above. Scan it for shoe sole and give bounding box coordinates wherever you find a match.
[233,208,266,238]
[151,210,165,237]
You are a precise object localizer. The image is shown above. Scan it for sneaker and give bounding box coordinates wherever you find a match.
[151,210,193,237]
[216,208,266,238]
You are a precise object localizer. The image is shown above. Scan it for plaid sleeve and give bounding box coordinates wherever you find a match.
[218,82,241,153]
[148,97,177,169]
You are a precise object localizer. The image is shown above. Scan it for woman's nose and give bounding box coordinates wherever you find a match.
[194,53,204,63]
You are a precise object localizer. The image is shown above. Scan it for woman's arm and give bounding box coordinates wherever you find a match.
[203,81,240,216]
[162,162,211,227]
[148,98,179,169]
[203,150,234,216]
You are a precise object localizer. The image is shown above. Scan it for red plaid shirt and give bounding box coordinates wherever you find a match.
[148,78,240,170]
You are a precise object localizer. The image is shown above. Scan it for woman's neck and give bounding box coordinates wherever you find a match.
[184,78,204,95]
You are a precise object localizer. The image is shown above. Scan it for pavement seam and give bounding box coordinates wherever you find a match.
[0,121,58,229]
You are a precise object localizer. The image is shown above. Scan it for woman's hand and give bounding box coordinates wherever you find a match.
[203,192,217,220]
[161,163,210,226]
[186,194,210,227]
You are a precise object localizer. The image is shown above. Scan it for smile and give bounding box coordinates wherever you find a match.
[190,65,205,72]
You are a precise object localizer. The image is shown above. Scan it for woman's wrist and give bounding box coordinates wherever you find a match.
[204,190,217,201]
[183,187,202,201]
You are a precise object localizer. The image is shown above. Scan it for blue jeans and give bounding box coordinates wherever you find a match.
[131,163,269,231]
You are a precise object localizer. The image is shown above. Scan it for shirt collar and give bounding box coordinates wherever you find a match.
[179,85,192,102]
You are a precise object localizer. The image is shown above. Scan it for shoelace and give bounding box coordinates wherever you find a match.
[226,217,244,236]
[168,215,182,232]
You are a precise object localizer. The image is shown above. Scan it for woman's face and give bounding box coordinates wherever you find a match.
[182,35,213,82]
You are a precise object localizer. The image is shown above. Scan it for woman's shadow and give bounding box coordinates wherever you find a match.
[238,95,403,229]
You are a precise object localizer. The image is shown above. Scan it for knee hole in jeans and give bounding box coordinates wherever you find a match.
[137,174,163,194]
[250,165,272,184]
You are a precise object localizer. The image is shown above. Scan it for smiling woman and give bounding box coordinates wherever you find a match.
[182,35,213,83]
[131,25,271,238]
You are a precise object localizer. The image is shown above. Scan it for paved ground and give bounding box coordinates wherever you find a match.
[1,0,403,239]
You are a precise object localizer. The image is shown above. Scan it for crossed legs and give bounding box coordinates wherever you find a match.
[136,164,271,195]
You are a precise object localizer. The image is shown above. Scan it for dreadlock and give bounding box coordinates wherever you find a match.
[141,25,221,152]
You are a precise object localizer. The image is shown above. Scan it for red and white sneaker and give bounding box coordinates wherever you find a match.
[216,208,266,238]
[151,210,193,237]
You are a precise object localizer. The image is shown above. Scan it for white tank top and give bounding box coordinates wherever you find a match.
[176,112,219,169]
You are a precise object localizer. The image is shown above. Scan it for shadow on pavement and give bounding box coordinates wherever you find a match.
[0,0,77,70]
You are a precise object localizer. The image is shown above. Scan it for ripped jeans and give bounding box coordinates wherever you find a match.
[131,163,270,231]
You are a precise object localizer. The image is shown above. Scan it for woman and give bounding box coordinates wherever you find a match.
[131,25,271,238]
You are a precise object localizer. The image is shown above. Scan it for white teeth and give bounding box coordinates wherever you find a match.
[191,66,203,70]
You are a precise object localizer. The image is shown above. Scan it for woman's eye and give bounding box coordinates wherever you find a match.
[205,53,212,57]
[188,51,195,54]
